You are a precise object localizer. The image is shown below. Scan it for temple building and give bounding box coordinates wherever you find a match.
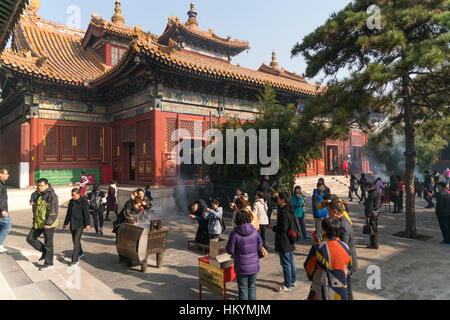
[0,1,369,188]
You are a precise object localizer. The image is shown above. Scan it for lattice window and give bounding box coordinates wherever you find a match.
[166,119,177,153]
[43,125,59,161]
[60,126,74,161]
[89,127,102,159]
[75,127,88,158]
[180,120,195,138]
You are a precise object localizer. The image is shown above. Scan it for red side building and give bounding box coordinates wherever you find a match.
[0,1,369,188]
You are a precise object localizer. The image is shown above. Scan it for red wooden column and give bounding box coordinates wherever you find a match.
[152,110,165,186]
[103,123,112,165]
[29,117,40,186]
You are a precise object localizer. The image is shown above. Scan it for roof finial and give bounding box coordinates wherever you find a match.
[270,50,279,68]
[112,0,125,25]
[186,1,199,28]
[28,0,41,15]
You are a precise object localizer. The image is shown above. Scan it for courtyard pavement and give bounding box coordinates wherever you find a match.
[1,185,449,300]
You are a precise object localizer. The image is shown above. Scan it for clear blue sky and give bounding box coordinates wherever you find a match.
[35,0,352,81]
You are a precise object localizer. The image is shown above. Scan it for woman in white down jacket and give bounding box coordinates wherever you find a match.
[253,191,269,248]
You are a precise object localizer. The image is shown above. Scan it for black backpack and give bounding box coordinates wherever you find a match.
[288,212,301,242]
[89,192,103,210]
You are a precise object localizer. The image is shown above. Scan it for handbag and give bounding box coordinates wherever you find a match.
[258,247,268,259]
[363,224,372,235]
[288,229,297,242]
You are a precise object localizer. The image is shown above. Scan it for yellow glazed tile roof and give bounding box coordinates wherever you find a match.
[1,6,320,96]
[1,16,106,86]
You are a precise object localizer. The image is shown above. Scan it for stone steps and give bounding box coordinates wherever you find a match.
[0,247,124,300]
[0,251,69,300]
[295,176,351,197]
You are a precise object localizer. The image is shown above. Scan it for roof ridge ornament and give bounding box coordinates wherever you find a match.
[28,0,40,15]
[270,50,279,69]
[186,1,199,28]
[112,0,125,26]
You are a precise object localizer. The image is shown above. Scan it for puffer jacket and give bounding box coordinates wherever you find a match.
[32,186,59,229]
[253,199,269,226]
[226,224,262,276]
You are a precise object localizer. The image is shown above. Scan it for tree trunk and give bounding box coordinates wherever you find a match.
[403,78,418,238]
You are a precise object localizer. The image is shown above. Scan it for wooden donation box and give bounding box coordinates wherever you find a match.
[198,256,236,300]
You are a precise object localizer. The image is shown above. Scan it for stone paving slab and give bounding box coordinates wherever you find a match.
[1,186,450,300]
[12,280,69,300]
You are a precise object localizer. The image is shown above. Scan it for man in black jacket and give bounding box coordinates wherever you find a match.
[435,182,450,245]
[327,198,358,300]
[63,188,91,267]
[273,191,296,293]
[0,169,11,253]
[365,182,381,249]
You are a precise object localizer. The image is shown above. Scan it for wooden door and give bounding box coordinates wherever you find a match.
[60,126,74,162]
[43,125,59,162]
[74,127,88,161]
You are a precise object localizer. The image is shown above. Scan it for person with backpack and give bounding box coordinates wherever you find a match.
[435,182,450,245]
[272,191,296,293]
[87,184,106,236]
[253,191,269,248]
[292,186,309,240]
[365,182,382,249]
[204,199,224,240]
